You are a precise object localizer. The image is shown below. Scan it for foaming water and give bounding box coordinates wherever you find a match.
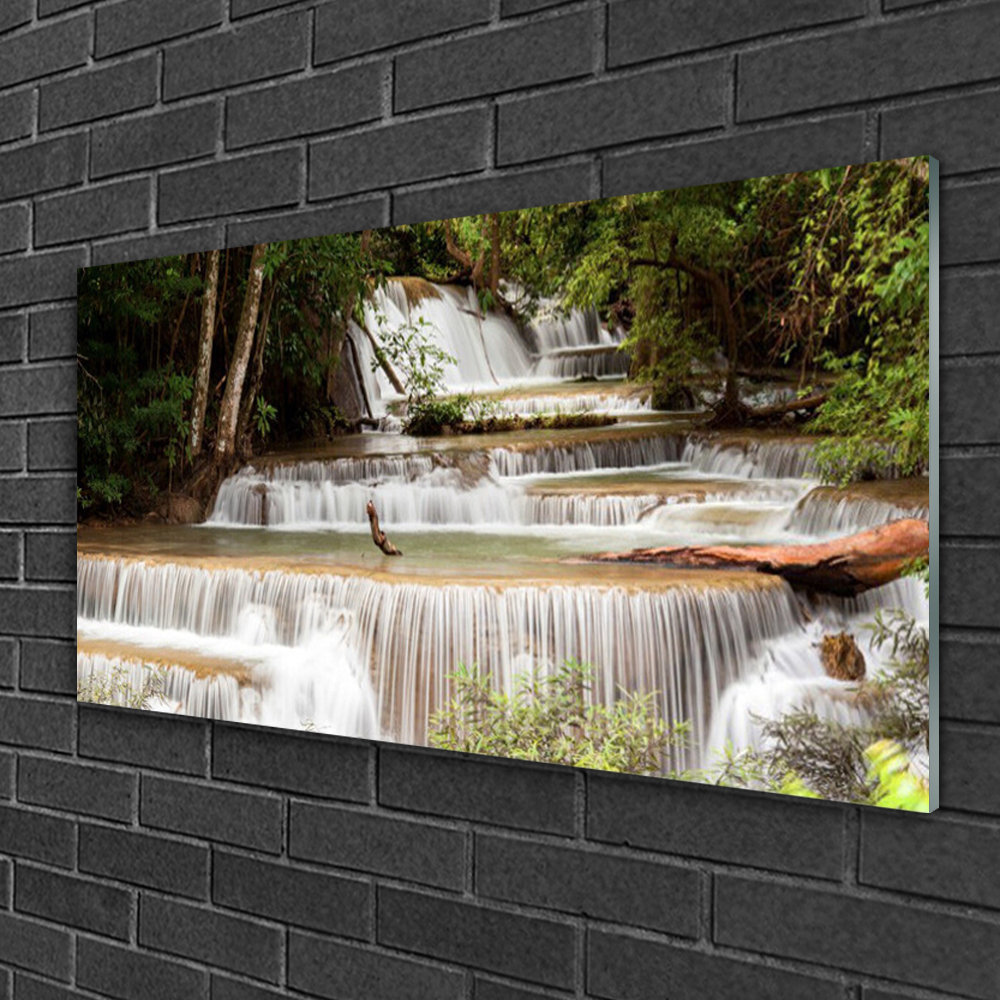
[79,554,809,770]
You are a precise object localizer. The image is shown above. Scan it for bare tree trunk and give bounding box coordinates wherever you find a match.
[215,243,267,464]
[190,249,220,457]
[236,280,277,458]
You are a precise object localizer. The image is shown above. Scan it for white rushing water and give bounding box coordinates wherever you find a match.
[78,556,926,772]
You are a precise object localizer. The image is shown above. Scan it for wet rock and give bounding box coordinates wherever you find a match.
[820,631,866,681]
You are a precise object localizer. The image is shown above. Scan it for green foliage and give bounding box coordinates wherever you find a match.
[254,396,278,440]
[405,396,468,436]
[78,662,167,711]
[429,659,689,775]
[702,605,930,809]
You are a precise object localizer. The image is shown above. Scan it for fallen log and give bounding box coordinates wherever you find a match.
[585,518,928,596]
[366,500,402,556]
[748,391,828,421]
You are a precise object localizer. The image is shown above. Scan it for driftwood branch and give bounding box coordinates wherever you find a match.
[366,500,402,556]
[584,518,928,596]
[747,392,828,421]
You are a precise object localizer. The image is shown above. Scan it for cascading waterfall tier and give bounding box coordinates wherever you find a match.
[208,433,826,529]
[785,491,928,537]
[78,554,809,771]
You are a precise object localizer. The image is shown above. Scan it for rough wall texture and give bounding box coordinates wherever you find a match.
[1,1,999,998]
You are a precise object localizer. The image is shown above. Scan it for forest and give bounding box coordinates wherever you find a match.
[76,157,932,809]
[78,158,930,519]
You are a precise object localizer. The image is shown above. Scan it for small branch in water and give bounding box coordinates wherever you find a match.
[366,500,402,556]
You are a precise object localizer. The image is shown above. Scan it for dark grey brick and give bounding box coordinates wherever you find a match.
[715,874,1000,999]
[0,0,31,33]
[310,108,489,198]
[231,0,298,17]
[942,364,1000,445]
[19,755,136,821]
[15,864,132,940]
[27,419,76,469]
[0,252,86,311]
[213,848,370,936]
[140,895,283,983]
[0,804,74,867]
[0,912,72,981]
[941,545,1000,631]
[941,180,1000,267]
[738,5,1000,121]
[940,721,1000,815]
[80,823,210,899]
[228,61,383,150]
[0,367,75,420]
[0,136,87,202]
[92,102,220,179]
[19,637,74,694]
[289,934,465,1000]
[394,161,591,225]
[314,0,491,64]
[0,531,19,579]
[160,148,302,224]
[0,90,33,145]
[77,937,208,1000]
[0,475,74,522]
[213,722,371,800]
[379,886,575,989]
[227,196,388,247]
[380,746,576,835]
[24,532,74,582]
[0,315,26,365]
[477,835,700,936]
[0,638,14,686]
[588,772,845,878]
[38,0,91,13]
[589,929,844,1000]
[9,974,78,1000]
[862,810,1000,908]
[940,636,1000,725]
[473,980,558,1000]
[210,977,285,1000]
[604,114,867,197]
[502,0,574,13]
[0,204,29,256]
[141,774,283,852]
[0,750,13,797]
[0,16,88,90]
[609,0,865,66]
[28,309,75,363]
[39,56,158,132]
[498,61,727,165]
[163,11,308,101]
[290,802,465,890]
[79,703,208,774]
[0,693,73,751]
[35,178,151,248]
[883,89,1000,176]
[940,268,1000,356]
[96,0,224,57]
[0,586,74,636]
[93,224,224,265]
[942,456,1000,537]
[396,12,594,112]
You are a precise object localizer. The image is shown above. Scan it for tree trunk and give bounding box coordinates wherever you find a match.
[366,500,402,555]
[235,279,277,458]
[584,518,929,596]
[215,243,267,464]
[190,249,220,457]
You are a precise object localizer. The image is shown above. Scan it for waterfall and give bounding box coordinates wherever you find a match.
[79,554,809,771]
[680,436,818,479]
[785,490,928,536]
[486,392,652,417]
[489,435,685,478]
[704,576,927,769]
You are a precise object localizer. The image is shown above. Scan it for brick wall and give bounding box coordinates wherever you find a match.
[1,1,999,997]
